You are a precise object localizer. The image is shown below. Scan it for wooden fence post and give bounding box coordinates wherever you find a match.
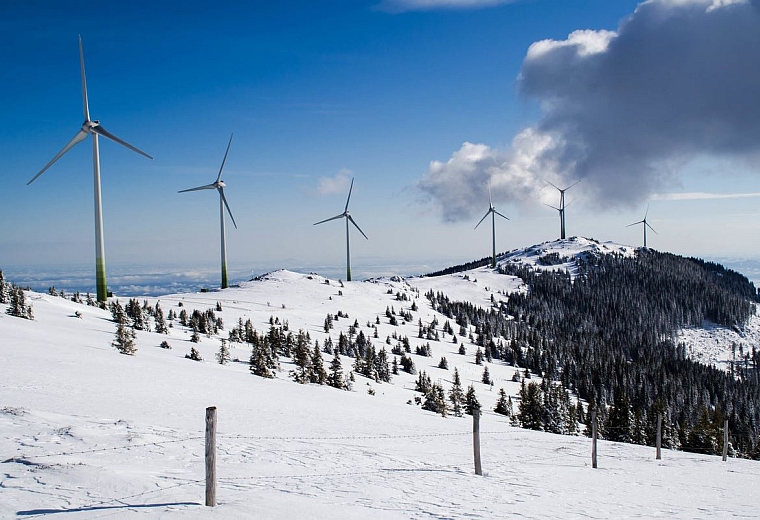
[722,419,729,462]
[473,407,482,476]
[591,410,598,469]
[656,413,662,460]
[205,406,217,507]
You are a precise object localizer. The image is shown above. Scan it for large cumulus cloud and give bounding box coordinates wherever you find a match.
[420,0,760,221]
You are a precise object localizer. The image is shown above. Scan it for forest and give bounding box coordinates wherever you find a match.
[427,250,760,458]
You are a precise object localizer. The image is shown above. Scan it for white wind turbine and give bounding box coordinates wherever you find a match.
[313,178,368,282]
[27,35,153,303]
[179,134,237,290]
[627,204,657,248]
[474,186,509,268]
[544,179,581,240]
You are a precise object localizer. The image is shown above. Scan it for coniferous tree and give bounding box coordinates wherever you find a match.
[112,320,137,355]
[292,330,312,384]
[465,384,480,416]
[154,302,168,334]
[438,356,449,370]
[0,270,7,304]
[448,368,465,417]
[186,346,202,361]
[250,333,275,378]
[518,380,544,430]
[481,366,492,385]
[327,351,345,389]
[310,343,328,385]
[216,339,231,365]
[494,388,511,417]
[422,382,448,417]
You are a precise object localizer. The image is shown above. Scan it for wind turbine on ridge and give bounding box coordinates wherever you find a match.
[544,179,580,240]
[627,204,657,248]
[313,178,368,282]
[179,134,237,290]
[27,35,153,303]
[474,185,509,268]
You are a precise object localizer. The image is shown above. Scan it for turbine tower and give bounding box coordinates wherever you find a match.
[474,188,509,268]
[179,134,237,290]
[627,204,657,248]
[314,178,368,282]
[545,180,580,240]
[28,36,153,302]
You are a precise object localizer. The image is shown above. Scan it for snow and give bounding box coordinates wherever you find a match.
[2,259,759,518]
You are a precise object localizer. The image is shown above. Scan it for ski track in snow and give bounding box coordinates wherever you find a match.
[2,249,759,518]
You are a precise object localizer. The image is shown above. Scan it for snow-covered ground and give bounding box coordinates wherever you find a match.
[2,265,759,518]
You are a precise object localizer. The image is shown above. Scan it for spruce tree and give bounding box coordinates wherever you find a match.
[154,302,168,334]
[250,333,275,378]
[494,388,511,416]
[481,366,492,385]
[422,382,448,417]
[448,368,465,417]
[216,339,231,365]
[465,384,480,416]
[186,346,202,361]
[292,330,312,383]
[310,344,328,384]
[327,351,345,389]
[0,270,7,304]
[113,321,137,355]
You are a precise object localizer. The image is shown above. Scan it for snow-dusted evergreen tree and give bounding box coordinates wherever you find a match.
[0,270,7,304]
[186,346,202,361]
[154,302,168,334]
[216,338,231,365]
[190,325,201,343]
[6,285,33,320]
[327,351,345,389]
[292,329,312,384]
[109,300,127,325]
[374,347,391,383]
[465,384,480,416]
[438,356,448,370]
[112,321,137,355]
[249,332,275,378]
[518,380,543,430]
[448,368,465,417]
[310,343,328,385]
[494,388,511,417]
[481,366,492,385]
[422,382,448,417]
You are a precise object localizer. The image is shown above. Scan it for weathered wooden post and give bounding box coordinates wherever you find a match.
[722,419,729,462]
[473,407,482,476]
[205,406,217,506]
[656,413,662,460]
[591,410,598,469]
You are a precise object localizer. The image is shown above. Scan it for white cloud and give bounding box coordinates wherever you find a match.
[377,0,516,13]
[317,169,352,196]
[652,191,760,201]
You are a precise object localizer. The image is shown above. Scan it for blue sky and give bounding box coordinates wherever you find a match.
[2,0,760,290]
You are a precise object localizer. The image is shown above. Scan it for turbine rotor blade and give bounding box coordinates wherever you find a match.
[544,202,560,211]
[216,133,233,182]
[344,177,355,212]
[644,203,650,220]
[178,183,217,193]
[91,125,153,159]
[219,187,237,229]
[474,209,491,229]
[314,214,345,226]
[347,214,368,240]
[494,210,510,221]
[544,179,560,191]
[564,179,582,191]
[28,129,88,185]
[646,222,658,234]
[79,35,90,122]
[626,221,644,228]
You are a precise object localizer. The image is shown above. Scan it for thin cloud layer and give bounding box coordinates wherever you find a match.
[420,0,760,221]
[377,0,516,13]
[317,169,352,195]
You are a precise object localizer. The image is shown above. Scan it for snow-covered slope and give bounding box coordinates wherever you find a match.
[498,236,636,278]
[2,268,759,518]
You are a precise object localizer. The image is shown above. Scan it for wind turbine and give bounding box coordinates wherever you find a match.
[27,35,153,303]
[627,204,657,248]
[474,187,509,268]
[313,178,368,282]
[179,134,237,290]
[544,180,580,240]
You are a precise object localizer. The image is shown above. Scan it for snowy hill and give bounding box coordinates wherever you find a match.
[2,244,760,518]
